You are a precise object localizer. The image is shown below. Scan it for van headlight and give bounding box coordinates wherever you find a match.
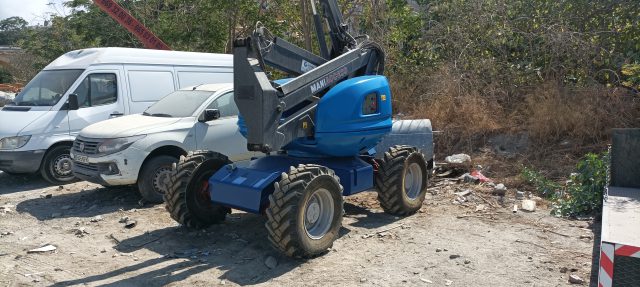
[0,135,31,150]
[97,135,146,155]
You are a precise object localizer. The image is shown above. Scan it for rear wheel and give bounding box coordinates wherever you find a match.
[266,164,344,258]
[164,151,231,229]
[41,145,75,185]
[375,145,428,216]
[138,155,178,203]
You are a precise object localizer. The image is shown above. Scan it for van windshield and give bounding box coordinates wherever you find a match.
[143,90,215,118]
[11,69,84,106]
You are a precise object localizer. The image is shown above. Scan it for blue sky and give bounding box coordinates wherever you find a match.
[0,0,69,24]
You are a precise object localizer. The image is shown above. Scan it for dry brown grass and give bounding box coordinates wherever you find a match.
[390,68,640,178]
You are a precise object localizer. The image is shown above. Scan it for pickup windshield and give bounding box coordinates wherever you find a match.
[143,90,215,118]
[11,69,84,106]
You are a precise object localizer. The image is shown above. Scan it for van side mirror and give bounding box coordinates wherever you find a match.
[67,94,79,110]
[200,109,220,122]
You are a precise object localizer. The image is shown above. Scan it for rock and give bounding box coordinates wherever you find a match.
[124,220,137,229]
[57,186,64,190]
[420,278,433,283]
[560,267,568,273]
[459,173,480,184]
[568,274,584,284]
[449,254,460,259]
[90,216,103,222]
[264,256,278,269]
[119,216,129,223]
[61,205,72,210]
[360,278,367,283]
[475,204,486,212]
[493,184,507,196]
[464,259,471,264]
[445,154,471,164]
[45,194,52,199]
[516,190,525,200]
[54,267,63,271]
[27,244,57,253]
[445,279,453,286]
[579,235,592,240]
[521,200,536,212]
[436,248,442,252]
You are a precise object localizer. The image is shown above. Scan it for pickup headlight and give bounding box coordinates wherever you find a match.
[97,135,146,155]
[0,135,31,150]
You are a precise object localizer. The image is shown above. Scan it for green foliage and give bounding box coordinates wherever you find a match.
[0,16,28,45]
[522,151,609,217]
[622,63,640,90]
[0,67,13,83]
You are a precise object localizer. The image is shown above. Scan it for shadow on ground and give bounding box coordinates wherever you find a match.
[15,185,149,220]
[0,171,50,195]
[52,213,305,286]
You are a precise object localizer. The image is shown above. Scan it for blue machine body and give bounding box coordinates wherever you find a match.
[211,75,392,213]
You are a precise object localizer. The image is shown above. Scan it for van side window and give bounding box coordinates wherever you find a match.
[206,92,239,117]
[72,74,117,108]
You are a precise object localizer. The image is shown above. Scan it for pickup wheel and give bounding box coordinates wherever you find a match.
[137,155,178,203]
[266,164,344,258]
[41,145,76,185]
[375,145,428,216]
[164,151,231,229]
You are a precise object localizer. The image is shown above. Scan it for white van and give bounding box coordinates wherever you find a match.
[71,84,251,203]
[0,47,233,184]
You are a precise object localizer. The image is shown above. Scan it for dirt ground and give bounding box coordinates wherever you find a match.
[0,170,599,287]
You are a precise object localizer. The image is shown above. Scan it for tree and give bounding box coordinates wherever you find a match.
[0,16,28,45]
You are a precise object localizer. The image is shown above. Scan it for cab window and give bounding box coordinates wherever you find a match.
[206,92,239,117]
[72,73,118,108]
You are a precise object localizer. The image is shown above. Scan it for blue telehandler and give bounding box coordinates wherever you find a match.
[165,0,433,258]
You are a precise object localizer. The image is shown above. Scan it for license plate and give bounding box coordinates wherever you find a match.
[75,155,89,163]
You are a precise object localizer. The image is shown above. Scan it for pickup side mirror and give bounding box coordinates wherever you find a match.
[67,93,79,110]
[200,109,220,122]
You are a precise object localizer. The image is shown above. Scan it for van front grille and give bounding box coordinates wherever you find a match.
[73,137,101,155]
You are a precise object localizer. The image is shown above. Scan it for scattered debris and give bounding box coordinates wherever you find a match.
[512,204,518,213]
[264,256,278,269]
[492,184,507,196]
[475,204,486,212]
[0,205,14,214]
[436,248,442,252]
[521,200,536,212]
[360,278,367,283]
[124,220,137,229]
[464,259,471,264]
[470,170,491,183]
[1,231,13,236]
[568,274,584,284]
[445,279,453,286]
[560,267,568,273]
[516,190,525,200]
[119,216,129,223]
[70,227,89,237]
[90,215,103,222]
[459,173,480,184]
[455,189,472,197]
[449,254,460,259]
[420,278,433,283]
[445,154,471,165]
[27,244,57,253]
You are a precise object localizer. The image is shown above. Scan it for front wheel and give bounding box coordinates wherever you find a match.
[41,145,76,185]
[164,151,231,229]
[138,155,179,203]
[266,164,344,258]
[375,145,428,216]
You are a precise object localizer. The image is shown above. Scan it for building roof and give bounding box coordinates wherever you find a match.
[45,47,233,70]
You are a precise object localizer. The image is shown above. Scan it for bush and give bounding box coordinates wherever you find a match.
[522,151,609,217]
[0,67,12,84]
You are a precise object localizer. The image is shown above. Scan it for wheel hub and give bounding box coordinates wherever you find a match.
[53,155,73,177]
[152,167,172,194]
[403,162,423,199]
[304,188,334,240]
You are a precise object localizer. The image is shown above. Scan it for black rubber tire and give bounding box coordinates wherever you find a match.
[375,145,428,216]
[164,151,231,229]
[40,145,76,185]
[137,155,178,203]
[265,164,344,258]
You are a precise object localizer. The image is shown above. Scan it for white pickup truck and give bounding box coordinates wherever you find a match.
[71,84,252,203]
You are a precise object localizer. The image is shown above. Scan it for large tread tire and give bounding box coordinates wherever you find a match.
[41,145,76,185]
[375,145,428,216]
[266,164,344,258]
[164,151,231,229]
[137,155,178,204]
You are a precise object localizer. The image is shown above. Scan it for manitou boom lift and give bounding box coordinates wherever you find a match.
[165,0,433,258]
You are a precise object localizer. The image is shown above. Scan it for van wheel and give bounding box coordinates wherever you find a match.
[138,155,178,204]
[41,145,76,185]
